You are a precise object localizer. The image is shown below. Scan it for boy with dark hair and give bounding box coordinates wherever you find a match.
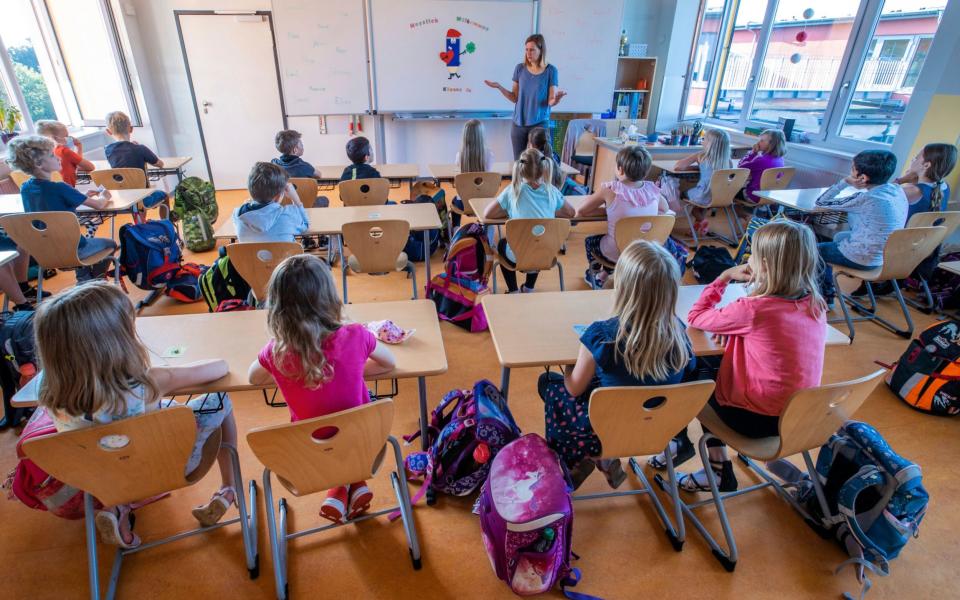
[340,136,381,181]
[815,149,908,307]
[232,162,308,243]
[271,129,323,179]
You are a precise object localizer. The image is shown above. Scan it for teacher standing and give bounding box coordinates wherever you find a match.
[485,34,566,160]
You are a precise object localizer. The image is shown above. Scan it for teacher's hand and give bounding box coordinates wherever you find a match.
[483,80,501,90]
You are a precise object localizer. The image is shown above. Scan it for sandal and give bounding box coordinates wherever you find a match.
[319,485,349,523]
[647,436,696,470]
[347,481,373,520]
[95,505,141,549]
[568,459,596,491]
[595,458,626,489]
[192,486,236,527]
[678,460,738,493]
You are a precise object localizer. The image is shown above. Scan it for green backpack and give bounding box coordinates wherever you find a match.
[173,177,218,252]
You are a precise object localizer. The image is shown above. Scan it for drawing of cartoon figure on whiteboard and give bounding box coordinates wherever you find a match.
[439,28,476,79]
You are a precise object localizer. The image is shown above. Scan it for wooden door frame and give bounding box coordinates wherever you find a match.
[174,10,288,187]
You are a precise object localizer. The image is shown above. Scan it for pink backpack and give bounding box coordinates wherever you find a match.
[478,434,599,598]
[426,223,494,332]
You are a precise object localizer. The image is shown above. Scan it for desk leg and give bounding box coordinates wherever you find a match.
[423,230,431,285]
[500,367,511,399]
[340,234,349,304]
[177,168,185,183]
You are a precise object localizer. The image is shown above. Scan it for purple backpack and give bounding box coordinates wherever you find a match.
[426,223,494,332]
[479,434,598,598]
[404,379,520,502]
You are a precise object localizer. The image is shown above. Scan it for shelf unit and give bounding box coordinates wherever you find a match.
[612,57,656,120]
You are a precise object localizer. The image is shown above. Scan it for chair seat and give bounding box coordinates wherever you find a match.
[495,249,555,273]
[831,263,883,282]
[77,248,115,267]
[696,404,781,461]
[347,253,408,274]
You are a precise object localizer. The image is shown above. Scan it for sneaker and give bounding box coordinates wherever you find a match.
[319,485,349,523]
[19,284,51,301]
[347,481,373,520]
[520,285,535,293]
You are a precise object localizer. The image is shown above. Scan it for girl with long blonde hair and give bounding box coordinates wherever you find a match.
[538,240,694,489]
[36,281,240,549]
[248,254,395,522]
[451,119,496,227]
[674,128,733,236]
[655,220,827,492]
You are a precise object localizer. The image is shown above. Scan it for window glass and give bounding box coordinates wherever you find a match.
[712,0,767,123]
[684,0,726,117]
[0,0,59,123]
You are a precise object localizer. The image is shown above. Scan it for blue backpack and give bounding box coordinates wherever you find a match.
[402,190,445,262]
[118,219,183,291]
[801,421,928,598]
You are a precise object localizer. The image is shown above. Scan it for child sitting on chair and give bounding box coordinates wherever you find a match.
[674,128,732,237]
[35,120,94,188]
[232,162,308,244]
[340,136,381,181]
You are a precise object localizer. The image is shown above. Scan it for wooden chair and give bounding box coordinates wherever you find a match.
[492,218,571,294]
[0,212,119,296]
[284,177,318,207]
[90,168,147,190]
[659,370,885,572]
[246,400,421,600]
[22,406,259,600]
[579,381,715,550]
[338,178,390,207]
[341,219,416,304]
[451,171,500,239]
[904,211,960,312]
[682,167,749,247]
[10,169,62,187]
[572,130,597,182]
[829,226,947,341]
[591,215,676,288]
[735,166,796,218]
[226,241,301,305]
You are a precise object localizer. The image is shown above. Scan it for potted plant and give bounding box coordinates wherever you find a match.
[0,98,23,144]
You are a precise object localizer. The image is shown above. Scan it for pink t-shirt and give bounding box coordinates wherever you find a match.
[258,323,376,421]
[599,180,661,260]
[687,279,826,416]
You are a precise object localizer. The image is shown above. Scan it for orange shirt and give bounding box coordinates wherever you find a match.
[53,145,83,187]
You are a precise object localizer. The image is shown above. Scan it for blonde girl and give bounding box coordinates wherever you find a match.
[451,119,495,226]
[539,240,694,489]
[898,142,957,219]
[674,128,733,235]
[482,147,575,292]
[36,282,240,549]
[248,254,395,522]
[654,220,827,492]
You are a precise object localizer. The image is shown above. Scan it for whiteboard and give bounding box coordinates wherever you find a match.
[272,0,370,115]
[537,0,624,113]
[369,0,535,112]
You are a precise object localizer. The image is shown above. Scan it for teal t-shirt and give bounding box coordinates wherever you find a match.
[496,182,564,261]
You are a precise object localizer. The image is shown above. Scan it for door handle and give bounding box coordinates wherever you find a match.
[202,100,212,114]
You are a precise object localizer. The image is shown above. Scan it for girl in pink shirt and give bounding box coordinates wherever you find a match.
[248,254,396,522]
[577,145,673,288]
[649,220,827,492]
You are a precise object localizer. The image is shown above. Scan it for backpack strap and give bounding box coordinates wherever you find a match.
[836,466,896,574]
[402,388,467,444]
[559,568,604,600]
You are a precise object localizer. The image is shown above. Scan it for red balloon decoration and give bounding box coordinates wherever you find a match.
[796,30,808,43]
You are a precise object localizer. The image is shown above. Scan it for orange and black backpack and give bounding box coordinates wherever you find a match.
[886,319,960,415]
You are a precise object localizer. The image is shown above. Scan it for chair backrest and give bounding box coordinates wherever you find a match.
[454,172,501,215]
[877,226,947,280]
[226,241,302,302]
[338,178,390,207]
[907,210,960,239]
[9,170,62,188]
[247,400,395,496]
[285,177,318,207]
[758,166,795,192]
[775,370,886,458]
[0,212,84,269]
[504,218,571,272]
[589,381,716,459]
[91,168,146,190]
[22,406,207,507]
[342,219,410,273]
[614,215,676,250]
[708,168,750,208]
[574,130,597,156]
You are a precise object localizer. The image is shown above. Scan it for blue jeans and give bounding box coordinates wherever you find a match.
[818,233,875,299]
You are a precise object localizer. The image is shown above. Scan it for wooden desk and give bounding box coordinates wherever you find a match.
[752,188,835,213]
[482,285,850,396]
[214,203,442,281]
[428,161,578,182]
[652,159,699,176]
[939,261,960,276]
[468,196,606,225]
[0,188,154,217]
[12,300,448,448]
[82,157,193,182]
[315,164,419,190]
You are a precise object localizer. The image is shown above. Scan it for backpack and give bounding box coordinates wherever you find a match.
[402,380,520,503]
[885,319,960,415]
[5,407,97,519]
[200,253,251,312]
[664,236,689,275]
[118,219,183,291]
[425,223,494,332]
[411,178,449,246]
[905,251,960,311]
[216,299,254,312]
[800,421,927,596]
[734,212,786,264]
[173,177,218,252]
[163,262,207,303]
[402,192,443,262]
[0,310,37,388]
[688,246,736,284]
[479,434,596,598]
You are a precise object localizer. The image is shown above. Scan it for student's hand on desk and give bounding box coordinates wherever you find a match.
[711,333,729,348]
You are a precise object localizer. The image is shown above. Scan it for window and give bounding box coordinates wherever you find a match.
[681,0,951,149]
[0,0,62,124]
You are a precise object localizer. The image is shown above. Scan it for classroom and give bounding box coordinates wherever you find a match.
[0,0,957,598]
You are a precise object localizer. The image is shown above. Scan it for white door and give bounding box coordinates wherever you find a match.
[178,13,285,189]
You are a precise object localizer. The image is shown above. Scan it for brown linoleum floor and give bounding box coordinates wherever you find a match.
[1,185,955,599]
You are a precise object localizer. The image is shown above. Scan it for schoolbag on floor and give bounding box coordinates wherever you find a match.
[689,246,736,284]
[800,421,927,598]
[479,434,596,598]
[200,253,251,312]
[906,251,960,311]
[0,310,37,388]
[119,219,183,291]
[425,223,494,332]
[885,319,960,415]
[402,191,443,262]
[164,262,208,303]
[411,178,449,246]
[173,177,218,252]
[403,379,520,503]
